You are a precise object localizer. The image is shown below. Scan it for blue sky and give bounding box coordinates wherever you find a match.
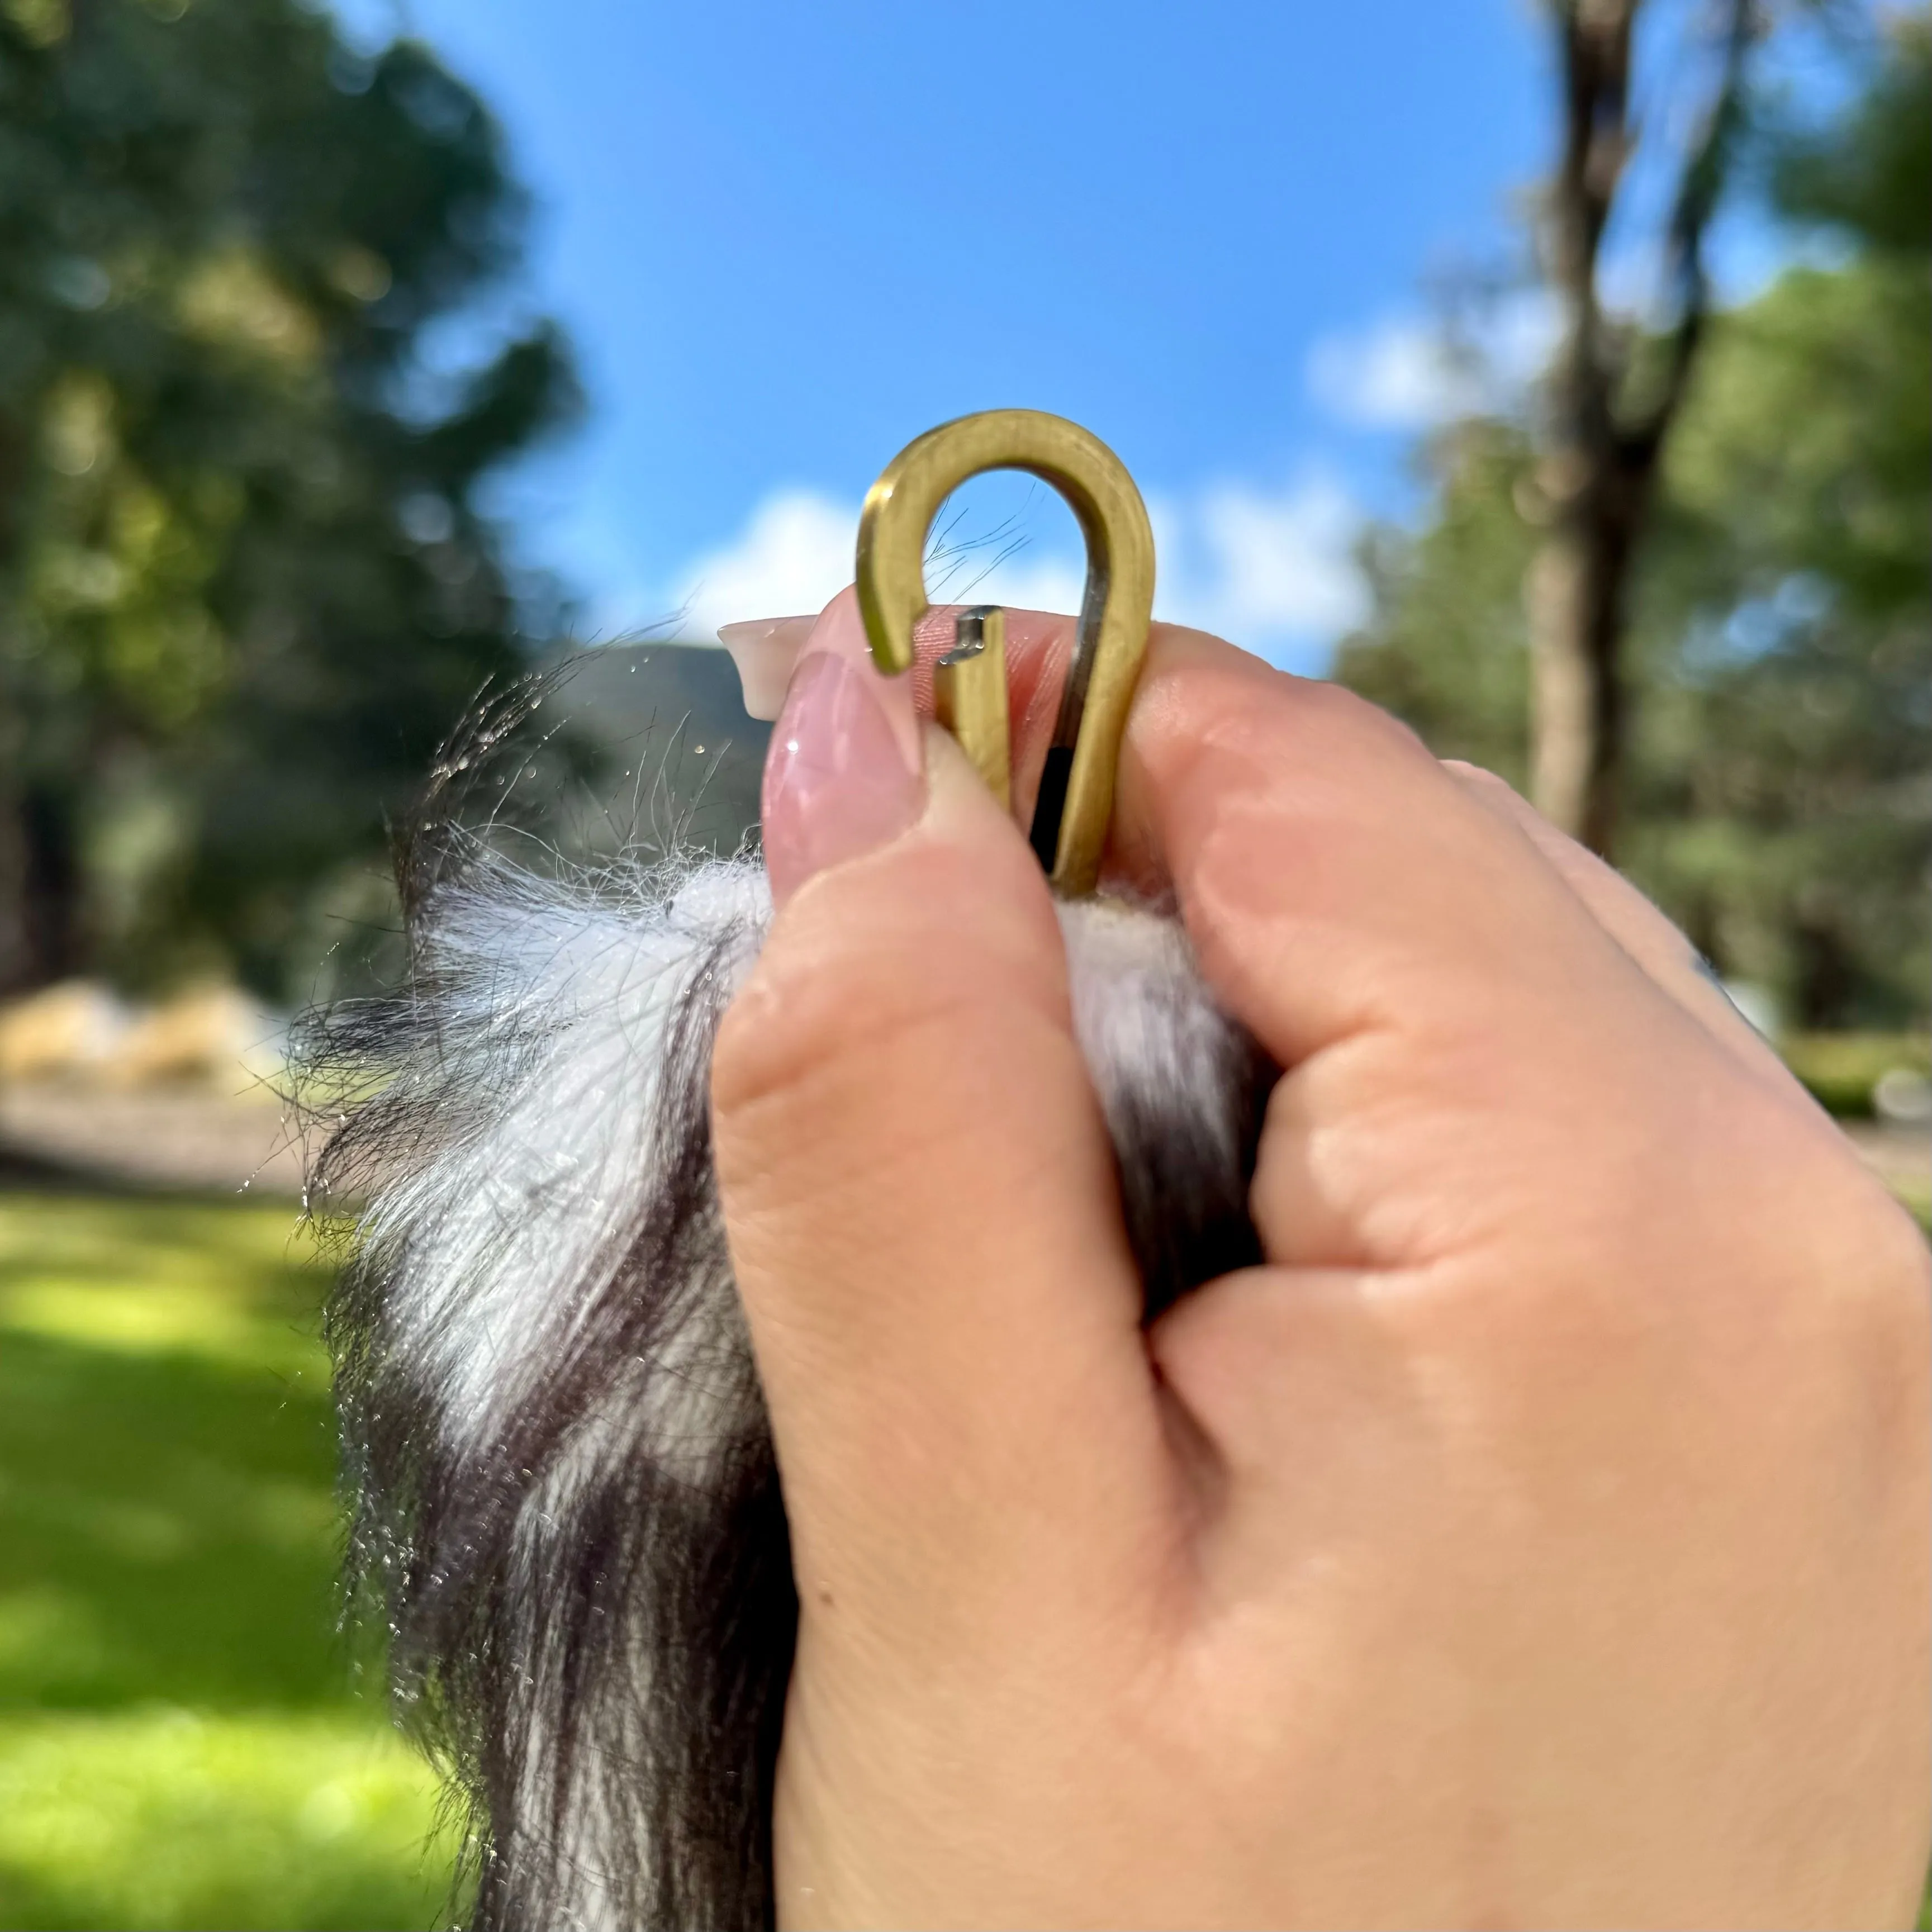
[327,0,1824,670]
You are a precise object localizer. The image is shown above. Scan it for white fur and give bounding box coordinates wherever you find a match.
[316,842,1261,1931]
[358,859,770,1456]
[367,855,1235,1463]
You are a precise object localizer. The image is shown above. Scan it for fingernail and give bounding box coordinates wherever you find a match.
[763,621,923,905]
[719,615,817,720]
[792,586,922,771]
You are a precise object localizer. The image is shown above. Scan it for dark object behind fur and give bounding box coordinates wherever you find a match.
[300,724,1273,1930]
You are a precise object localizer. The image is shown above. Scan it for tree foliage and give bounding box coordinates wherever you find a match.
[1518,0,1756,855]
[0,0,578,999]
[1337,17,1930,1027]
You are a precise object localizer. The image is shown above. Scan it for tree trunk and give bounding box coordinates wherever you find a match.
[1794,918,1857,1031]
[0,390,85,996]
[1528,0,1638,854]
[1528,448,1648,854]
[1528,515,1625,853]
[1527,0,1753,858]
[0,629,38,995]
[0,780,31,996]
[0,774,82,998]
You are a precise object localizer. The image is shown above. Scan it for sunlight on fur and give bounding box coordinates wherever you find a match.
[293,678,1274,1929]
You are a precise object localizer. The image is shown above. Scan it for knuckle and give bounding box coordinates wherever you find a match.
[1142,652,1432,790]
[711,838,1065,1154]
[1835,1188,1931,1385]
[1713,1125,1930,1439]
[1444,758,1522,804]
[711,938,940,1134]
[710,958,969,1272]
[1781,1175,1931,1516]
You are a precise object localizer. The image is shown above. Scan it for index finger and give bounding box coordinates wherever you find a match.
[732,601,1632,1076]
[879,610,1631,1076]
[1107,628,1658,1074]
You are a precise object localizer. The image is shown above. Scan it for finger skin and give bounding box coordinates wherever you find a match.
[1115,634,1931,1925]
[716,615,1931,1928]
[1113,632,1627,1060]
[713,728,1175,1643]
[1441,757,1805,1091]
[904,602,1075,824]
[715,724,1197,1925]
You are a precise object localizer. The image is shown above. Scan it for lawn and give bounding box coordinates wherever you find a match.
[1,1175,1922,1930]
[0,1190,461,1932]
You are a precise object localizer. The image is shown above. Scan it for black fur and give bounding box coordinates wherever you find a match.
[298,682,1274,1930]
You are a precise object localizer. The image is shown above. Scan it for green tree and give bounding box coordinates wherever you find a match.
[1521,0,1756,856]
[1337,16,1930,1027]
[1338,420,1538,790]
[0,0,578,999]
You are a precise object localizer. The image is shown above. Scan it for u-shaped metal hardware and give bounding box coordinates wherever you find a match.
[855,409,1156,898]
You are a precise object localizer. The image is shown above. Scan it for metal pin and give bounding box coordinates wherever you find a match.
[855,409,1156,898]
[932,606,1011,810]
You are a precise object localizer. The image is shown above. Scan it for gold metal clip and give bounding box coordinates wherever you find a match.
[932,605,1012,812]
[855,409,1155,898]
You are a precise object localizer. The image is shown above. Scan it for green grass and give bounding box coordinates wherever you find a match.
[0,1192,461,1931]
[2,1181,1921,1929]
[1781,1032,1931,1118]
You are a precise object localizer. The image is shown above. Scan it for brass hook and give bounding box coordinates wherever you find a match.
[855,409,1156,898]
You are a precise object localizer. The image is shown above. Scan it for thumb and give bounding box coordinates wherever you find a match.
[712,666,1170,1651]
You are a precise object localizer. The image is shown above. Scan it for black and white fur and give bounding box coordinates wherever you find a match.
[301,712,1274,1931]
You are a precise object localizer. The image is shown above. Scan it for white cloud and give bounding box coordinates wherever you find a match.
[668,488,860,640]
[1307,292,1559,431]
[1307,316,1487,430]
[1171,476,1368,642]
[661,488,1088,645]
[1487,289,1562,385]
[659,470,1367,668]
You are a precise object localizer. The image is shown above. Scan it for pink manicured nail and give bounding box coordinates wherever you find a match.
[718,615,817,720]
[763,646,923,904]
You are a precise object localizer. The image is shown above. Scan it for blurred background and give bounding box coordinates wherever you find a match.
[0,1,1925,1925]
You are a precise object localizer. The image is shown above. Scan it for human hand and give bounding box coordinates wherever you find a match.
[711,592,1930,1929]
